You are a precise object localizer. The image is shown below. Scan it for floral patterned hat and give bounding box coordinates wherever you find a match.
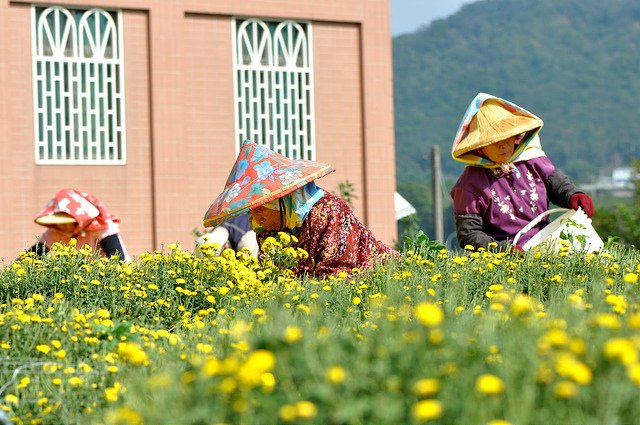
[203,141,334,228]
[452,93,544,165]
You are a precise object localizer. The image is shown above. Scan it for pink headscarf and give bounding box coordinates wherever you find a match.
[34,188,121,232]
[34,189,126,259]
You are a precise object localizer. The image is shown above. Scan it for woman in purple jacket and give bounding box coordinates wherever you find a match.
[450,93,594,251]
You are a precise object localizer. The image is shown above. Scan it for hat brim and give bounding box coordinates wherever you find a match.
[35,212,77,226]
[203,165,333,228]
[203,141,335,228]
[451,94,544,161]
[453,120,542,159]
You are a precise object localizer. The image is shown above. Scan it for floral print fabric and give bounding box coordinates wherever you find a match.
[257,191,398,277]
[450,157,555,246]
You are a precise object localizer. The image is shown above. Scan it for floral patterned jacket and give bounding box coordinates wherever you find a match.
[257,192,398,277]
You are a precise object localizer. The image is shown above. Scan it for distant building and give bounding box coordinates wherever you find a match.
[580,167,637,198]
[0,0,396,261]
[612,167,634,188]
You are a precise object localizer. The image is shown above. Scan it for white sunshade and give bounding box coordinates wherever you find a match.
[395,192,417,220]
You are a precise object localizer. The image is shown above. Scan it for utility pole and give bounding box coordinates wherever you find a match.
[432,145,444,242]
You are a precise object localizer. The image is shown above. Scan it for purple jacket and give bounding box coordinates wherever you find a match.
[451,156,578,248]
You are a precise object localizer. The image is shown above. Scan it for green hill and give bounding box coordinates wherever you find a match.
[393,0,640,240]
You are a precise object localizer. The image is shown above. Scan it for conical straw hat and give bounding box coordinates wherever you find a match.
[203,141,334,228]
[452,97,543,159]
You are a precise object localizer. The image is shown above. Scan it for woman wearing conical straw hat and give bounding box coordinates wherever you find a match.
[26,188,130,261]
[203,141,397,277]
[450,93,594,251]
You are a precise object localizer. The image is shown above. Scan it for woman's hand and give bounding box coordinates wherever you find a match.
[569,193,594,218]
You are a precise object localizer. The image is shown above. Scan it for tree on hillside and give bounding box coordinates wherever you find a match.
[393,0,640,186]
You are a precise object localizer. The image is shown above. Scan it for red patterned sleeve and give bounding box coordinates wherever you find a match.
[296,192,397,277]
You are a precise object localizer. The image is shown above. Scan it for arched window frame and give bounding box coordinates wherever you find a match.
[31,5,126,165]
[232,17,315,160]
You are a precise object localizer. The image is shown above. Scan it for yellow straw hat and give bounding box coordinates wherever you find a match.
[453,99,543,158]
[35,212,77,226]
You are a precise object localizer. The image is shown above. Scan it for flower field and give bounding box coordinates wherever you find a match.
[1,235,640,424]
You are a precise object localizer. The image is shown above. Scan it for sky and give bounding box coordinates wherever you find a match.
[390,0,478,36]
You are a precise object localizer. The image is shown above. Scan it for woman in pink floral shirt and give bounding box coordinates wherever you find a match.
[204,141,397,277]
[450,93,594,250]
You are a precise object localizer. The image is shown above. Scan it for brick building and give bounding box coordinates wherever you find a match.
[0,0,396,261]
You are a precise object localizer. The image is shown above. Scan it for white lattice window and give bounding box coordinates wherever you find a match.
[233,18,315,160]
[31,6,126,164]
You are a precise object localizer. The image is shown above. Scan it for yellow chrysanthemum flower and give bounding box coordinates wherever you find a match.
[627,363,640,386]
[4,394,18,405]
[68,376,84,387]
[554,380,578,399]
[17,377,30,389]
[295,401,317,420]
[326,366,346,384]
[555,353,592,385]
[604,338,638,365]
[623,273,638,284]
[413,378,440,397]
[510,294,537,316]
[279,404,297,422]
[117,342,150,366]
[412,399,444,421]
[237,350,276,387]
[592,313,621,330]
[628,313,640,329]
[415,302,444,327]
[104,382,122,402]
[475,374,504,395]
[36,344,51,354]
[106,406,143,425]
[284,326,303,343]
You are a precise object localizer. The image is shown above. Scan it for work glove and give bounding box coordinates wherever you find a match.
[569,193,594,218]
[510,245,525,254]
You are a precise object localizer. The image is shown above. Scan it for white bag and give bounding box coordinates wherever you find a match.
[195,227,259,258]
[513,208,604,253]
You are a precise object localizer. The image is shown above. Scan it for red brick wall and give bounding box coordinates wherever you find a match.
[1,4,154,259]
[0,0,396,262]
[181,13,238,249]
[313,22,365,215]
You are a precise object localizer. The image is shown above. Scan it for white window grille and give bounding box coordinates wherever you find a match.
[31,5,126,164]
[233,18,315,160]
